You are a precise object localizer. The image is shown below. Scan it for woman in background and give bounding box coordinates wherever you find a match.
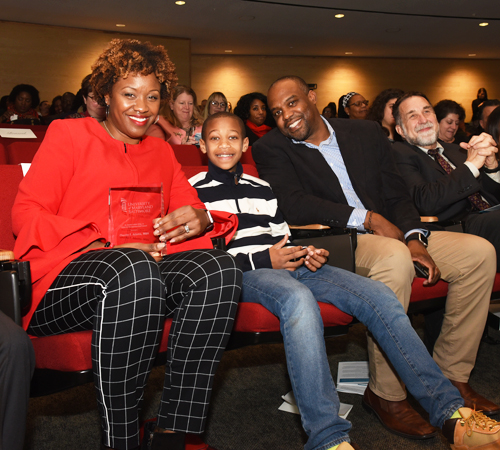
[0,84,40,124]
[343,91,368,120]
[147,85,203,145]
[434,99,467,144]
[367,88,403,141]
[203,91,228,120]
[67,74,106,121]
[234,92,272,145]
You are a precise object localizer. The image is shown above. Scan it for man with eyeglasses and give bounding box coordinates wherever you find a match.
[252,75,498,444]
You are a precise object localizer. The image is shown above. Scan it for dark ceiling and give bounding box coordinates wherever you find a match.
[2,0,500,59]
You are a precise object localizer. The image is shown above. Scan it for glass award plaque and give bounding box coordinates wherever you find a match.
[108,185,164,246]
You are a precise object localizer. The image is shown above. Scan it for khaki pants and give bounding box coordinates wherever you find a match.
[355,231,495,401]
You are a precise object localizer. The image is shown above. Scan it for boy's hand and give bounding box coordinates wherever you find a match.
[304,246,329,272]
[269,234,308,271]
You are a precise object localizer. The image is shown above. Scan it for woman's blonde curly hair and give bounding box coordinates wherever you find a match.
[90,39,178,106]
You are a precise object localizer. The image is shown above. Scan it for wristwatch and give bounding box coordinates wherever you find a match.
[406,232,428,247]
[204,210,214,232]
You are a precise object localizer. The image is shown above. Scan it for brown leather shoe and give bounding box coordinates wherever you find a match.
[362,386,438,440]
[449,380,500,417]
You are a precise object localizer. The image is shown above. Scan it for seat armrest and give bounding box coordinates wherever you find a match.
[0,250,15,261]
[0,259,32,325]
[420,216,439,223]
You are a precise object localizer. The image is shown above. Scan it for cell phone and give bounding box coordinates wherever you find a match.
[414,262,429,279]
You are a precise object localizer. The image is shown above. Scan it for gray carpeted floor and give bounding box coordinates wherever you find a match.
[24,317,500,450]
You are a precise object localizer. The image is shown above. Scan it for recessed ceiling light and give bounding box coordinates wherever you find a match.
[116,24,126,27]
[345,52,353,55]
[225,50,233,53]
[469,53,477,56]
[335,14,344,19]
[479,22,489,27]
[175,1,186,5]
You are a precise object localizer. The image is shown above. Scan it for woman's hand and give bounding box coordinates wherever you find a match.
[0,110,12,123]
[153,206,210,244]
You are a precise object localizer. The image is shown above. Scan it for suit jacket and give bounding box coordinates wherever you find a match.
[392,140,500,222]
[252,118,423,234]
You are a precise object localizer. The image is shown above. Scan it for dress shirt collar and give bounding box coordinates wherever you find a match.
[416,141,444,156]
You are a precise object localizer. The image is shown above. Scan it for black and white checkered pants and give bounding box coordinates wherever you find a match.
[28,248,242,450]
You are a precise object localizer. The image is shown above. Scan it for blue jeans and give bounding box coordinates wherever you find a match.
[242,265,463,450]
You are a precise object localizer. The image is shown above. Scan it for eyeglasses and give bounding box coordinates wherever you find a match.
[210,101,227,109]
[347,100,369,108]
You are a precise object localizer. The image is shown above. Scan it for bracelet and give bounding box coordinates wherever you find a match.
[365,211,374,232]
[483,165,500,174]
[104,242,112,248]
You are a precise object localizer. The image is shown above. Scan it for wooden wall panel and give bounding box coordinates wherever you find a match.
[0,22,190,104]
[192,55,500,121]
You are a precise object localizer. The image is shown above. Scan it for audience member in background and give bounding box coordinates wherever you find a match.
[147,85,203,145]
[337,95,349,118]
[343,92,368,120]
[61,91,77,115]
[67,74,106,121]
[434,99,468,145]
[12,38,241,450]
[200,98,207,113]
[234,92,272,145]
[227,101,233,113]
[203,91,228,120]
[322,102,337,119]
[38,100,50,118]
[49,95,63,115]
[487,102,500,145]
[0,311,35,450]
[392,91,500,271]
[478,100,500,134]
[0,84,41,124]
[367,88,404,141]
[0,95,8,116]
[472,87,488,121]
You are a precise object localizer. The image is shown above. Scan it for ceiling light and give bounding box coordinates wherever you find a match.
[479,22,489,27]
[345,52,353,55]
[116,24,126,27]
[469,53,477,56]
[175,1,186,5]
[225,50,233,53]
[335,14,344,19]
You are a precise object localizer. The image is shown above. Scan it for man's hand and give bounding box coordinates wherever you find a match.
[153,206,209,244]
[461,132,498,170]
[269,234,308,271]
[407,240,440,286]
[304,246,329,272]
[365,212,405,243]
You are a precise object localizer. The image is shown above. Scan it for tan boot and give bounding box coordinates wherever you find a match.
[442,407,500,450]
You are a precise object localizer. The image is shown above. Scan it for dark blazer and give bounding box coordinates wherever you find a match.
[392,140,500,222]
[252,118,423,234]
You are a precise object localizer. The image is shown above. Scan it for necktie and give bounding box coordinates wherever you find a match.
[427,148,490,211]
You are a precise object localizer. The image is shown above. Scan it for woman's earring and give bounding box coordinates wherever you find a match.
[106,104,109,117]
